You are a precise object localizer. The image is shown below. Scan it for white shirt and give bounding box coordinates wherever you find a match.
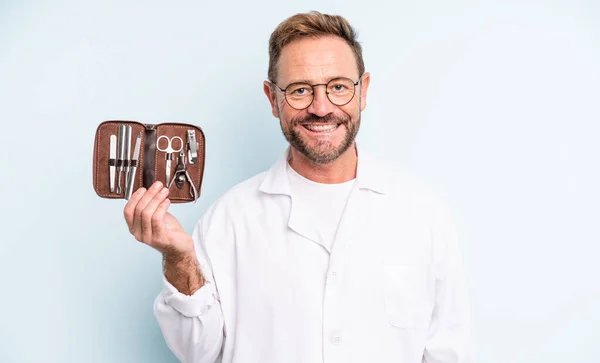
[286,161,355,252]
[154,146,474,363]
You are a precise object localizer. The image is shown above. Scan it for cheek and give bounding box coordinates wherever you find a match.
[339,103,360,121]
[279,108,302,126]
[276,96,287,112]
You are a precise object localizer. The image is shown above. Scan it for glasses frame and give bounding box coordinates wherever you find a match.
[270,76,362,110]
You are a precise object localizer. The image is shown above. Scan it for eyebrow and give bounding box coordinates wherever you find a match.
[284,76,347,86]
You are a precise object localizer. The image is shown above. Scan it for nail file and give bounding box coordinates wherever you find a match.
[109,135,117,193]
[125,132,143,200]
[123,125,132,193]
[116,125,126,194]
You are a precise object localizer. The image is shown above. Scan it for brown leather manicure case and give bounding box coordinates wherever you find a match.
[92,120,206,203]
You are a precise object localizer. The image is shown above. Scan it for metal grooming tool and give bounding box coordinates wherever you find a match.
[123,125,132,191]
[168,150,198,202]
[116,124,126,194]
[109,135,117,193]
[125,132,142,200]
[186,129,198,164]
[156,135,183,187]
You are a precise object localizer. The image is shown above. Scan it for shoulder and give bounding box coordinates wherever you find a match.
[198,169,268,227]
[364,153,453,221]
[369,156,459,254]
[361,152,434,198]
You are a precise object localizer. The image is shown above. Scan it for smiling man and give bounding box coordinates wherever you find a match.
[266,34,364,169]
[124,11,474,363]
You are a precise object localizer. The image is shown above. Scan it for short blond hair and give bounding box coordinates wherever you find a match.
[268,11,365,83]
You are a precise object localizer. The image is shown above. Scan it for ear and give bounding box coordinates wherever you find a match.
[358,72,371,112]
[264,81,280,118]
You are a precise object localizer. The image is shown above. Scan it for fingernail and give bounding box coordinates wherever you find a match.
[136,188,146,195]
[153,181,163,190]
[161,188,169,195]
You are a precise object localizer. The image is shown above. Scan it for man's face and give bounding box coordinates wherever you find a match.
[264,36,370,164]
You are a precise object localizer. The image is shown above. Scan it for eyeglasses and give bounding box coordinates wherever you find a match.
[270,76,361,110]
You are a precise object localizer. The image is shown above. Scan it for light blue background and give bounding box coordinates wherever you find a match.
[1,0,599,362]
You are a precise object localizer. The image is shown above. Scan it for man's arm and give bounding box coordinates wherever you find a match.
[123,182,225,363]
[163,250,205,296]
[153,222,225,363]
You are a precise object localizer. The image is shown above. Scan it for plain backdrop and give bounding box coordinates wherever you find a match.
[1,0,599,362]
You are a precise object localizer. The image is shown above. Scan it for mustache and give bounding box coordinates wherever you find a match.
[292,113,350,126]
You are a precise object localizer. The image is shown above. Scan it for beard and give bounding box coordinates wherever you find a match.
[280,112,360,165]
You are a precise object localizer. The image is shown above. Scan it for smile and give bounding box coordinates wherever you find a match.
[301,123,341,133]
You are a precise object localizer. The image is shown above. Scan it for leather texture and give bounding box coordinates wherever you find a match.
[143,126,157,189]
[92,120,206,203]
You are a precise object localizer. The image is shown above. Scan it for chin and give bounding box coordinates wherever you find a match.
[283,117,359,165]
[300,139,354,165]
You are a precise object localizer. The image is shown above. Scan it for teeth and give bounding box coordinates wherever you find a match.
[304,124,338,132]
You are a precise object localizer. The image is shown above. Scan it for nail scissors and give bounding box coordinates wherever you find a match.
[156,135,183,187]
[168,150,198,201]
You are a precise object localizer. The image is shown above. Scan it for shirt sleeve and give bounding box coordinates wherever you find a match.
[423,201,476,363]
[153,220,225,363]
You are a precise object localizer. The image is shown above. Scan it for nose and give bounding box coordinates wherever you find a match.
[306,85,335,117]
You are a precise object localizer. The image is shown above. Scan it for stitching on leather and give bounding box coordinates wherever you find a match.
[96,122,203,201]
[95,123,109,197]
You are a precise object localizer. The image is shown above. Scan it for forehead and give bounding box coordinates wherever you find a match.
[277,36,359,84]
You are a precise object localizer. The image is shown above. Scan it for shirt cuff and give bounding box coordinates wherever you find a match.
[161,277,218,318]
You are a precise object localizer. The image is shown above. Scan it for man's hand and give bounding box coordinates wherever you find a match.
[124,181,193,256]
[124,181,204,295]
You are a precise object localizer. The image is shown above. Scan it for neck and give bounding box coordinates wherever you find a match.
[288,144,358,184]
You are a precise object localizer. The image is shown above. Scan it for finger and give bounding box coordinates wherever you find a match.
[151,198,171,241]
[133,181,164,237]
[141,187,170,243]
[124,187,146,232]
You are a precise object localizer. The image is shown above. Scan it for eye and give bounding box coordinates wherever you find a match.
[328,79,353,94]
[293,88,307,95]
[287,83,313,98]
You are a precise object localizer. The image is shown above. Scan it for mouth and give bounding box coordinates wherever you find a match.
[301,123,342,133]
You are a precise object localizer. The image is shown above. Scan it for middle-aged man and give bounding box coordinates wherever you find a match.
[124,11,474,363]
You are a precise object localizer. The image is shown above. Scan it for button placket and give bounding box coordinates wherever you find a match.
[323,262,343,361]
[323,189,373,362]
[330,334,342,345]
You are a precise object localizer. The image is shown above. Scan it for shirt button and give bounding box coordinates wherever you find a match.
[330,271,338,278]
[331,335,341,345]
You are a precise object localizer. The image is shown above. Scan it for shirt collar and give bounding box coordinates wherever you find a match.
[258,144,389,196]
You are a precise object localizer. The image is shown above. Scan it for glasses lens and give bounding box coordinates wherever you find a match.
[327,78,356,106]
[285,83,313,109]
